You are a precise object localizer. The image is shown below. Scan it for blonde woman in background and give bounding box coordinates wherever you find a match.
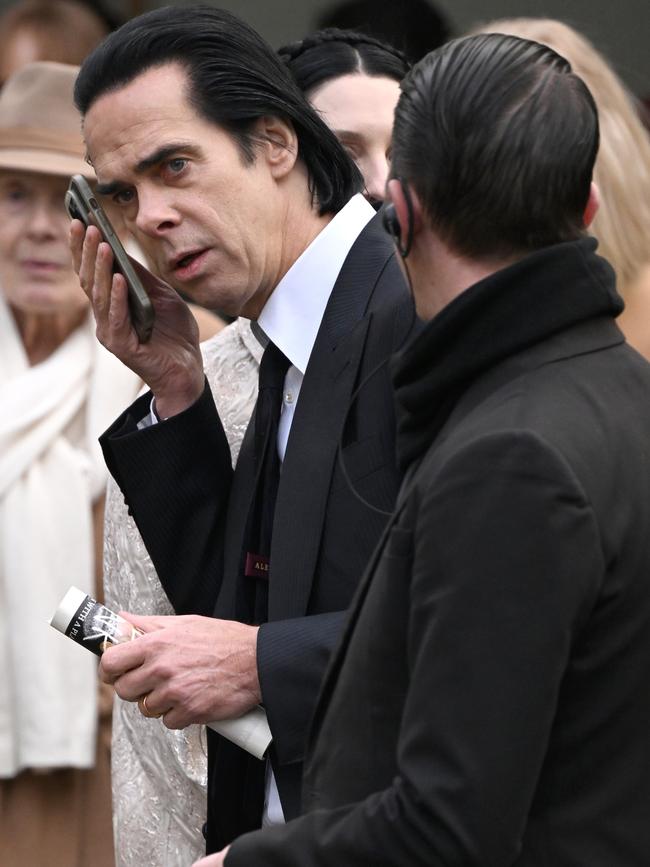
[474,18,650,360]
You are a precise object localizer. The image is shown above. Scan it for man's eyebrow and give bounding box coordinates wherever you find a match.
[134,142,197,173]
[94,142,199,196]
[95,179,122,196]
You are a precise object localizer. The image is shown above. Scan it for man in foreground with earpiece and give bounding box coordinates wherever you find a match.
[195,32,650,867]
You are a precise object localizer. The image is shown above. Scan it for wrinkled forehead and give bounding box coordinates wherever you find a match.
[82,64,197,172]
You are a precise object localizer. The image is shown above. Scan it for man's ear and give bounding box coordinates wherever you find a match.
[386,178,422,258]
[583,181,600,228]
[253,116,298,178]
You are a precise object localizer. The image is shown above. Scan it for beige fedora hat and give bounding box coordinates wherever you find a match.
[0,60,94,178]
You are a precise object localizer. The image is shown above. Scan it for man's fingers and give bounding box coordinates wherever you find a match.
[160,705,186,730]
[106,270,134,340]
[100,618,180,690]
[69,218,86,274]
[119,613,176,633]
[112,666,158,701]
[99,635,147,682]
[91,238,115,322]
[137,689,172,720]
[70,225,138,354]
[77,224,102,299]
[99,614,185,685]
[101,616,259,725]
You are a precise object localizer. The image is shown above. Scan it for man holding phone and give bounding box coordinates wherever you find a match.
[70,5,412,853]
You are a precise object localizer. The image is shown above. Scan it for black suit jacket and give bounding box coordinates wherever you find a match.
[225,240,650,865]
[99,213,413,849]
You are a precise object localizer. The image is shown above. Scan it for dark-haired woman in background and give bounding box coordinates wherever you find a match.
[279,28,409,205]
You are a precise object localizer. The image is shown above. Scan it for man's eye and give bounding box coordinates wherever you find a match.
[167,158,187,174]
[114,188,135,205]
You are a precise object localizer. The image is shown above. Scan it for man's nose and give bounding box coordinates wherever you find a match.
[134,188,180,236]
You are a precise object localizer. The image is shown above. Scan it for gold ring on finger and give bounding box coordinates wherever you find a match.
[138,694,163,719]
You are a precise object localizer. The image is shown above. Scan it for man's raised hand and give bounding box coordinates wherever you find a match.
[70,220,205,417]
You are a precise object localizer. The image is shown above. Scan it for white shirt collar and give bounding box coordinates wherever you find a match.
[257,194,375,374]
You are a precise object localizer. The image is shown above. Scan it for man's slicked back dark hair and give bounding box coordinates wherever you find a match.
[391,33,600,259]
[74,5,362,215]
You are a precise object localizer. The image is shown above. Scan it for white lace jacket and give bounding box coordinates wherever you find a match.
[104,319,261,867]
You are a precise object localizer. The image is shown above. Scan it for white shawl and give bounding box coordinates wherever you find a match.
[0,295,141,776]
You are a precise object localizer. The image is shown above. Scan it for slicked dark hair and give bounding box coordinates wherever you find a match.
[391,33,600,259]
[74,5,362,215]
[278,28,409,96]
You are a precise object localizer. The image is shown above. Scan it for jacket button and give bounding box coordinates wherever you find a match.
[201,822,208,840]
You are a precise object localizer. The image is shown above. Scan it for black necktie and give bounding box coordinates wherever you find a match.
[242,340,291,624]
[208,343,290,850]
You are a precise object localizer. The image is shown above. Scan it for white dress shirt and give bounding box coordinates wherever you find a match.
[257,193,374,461]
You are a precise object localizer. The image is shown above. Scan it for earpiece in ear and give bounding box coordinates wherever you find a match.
[382,203,401,243]
[382,181,414,259]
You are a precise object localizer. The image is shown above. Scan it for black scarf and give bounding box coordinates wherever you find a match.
[392,238,623,469]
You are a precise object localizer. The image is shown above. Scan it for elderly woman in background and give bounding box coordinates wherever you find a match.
[279,28,409,205]
[0,59,226,867]
[0,61,139,867]
[474,18,650,360]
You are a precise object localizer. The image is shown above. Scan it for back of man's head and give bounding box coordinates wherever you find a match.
[74,5,361,215]
[391,33,599,260]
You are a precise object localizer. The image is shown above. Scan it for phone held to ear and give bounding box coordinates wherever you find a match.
[65,174,154,343]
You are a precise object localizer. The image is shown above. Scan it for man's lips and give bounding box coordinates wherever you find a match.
[170,248,210,280]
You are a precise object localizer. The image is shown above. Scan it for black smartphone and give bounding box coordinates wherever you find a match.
[65,174,154,343]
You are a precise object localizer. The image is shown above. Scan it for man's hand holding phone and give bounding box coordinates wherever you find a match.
[69,206,205,420]
[65,174,155,343]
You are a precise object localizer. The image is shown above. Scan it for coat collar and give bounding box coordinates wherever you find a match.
[392,238,623,469]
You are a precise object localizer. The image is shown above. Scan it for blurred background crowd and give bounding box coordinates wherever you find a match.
[0,1,647,866]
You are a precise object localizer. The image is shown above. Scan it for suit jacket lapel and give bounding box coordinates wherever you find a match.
[269,215,395,621]
[269,316,370,620]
